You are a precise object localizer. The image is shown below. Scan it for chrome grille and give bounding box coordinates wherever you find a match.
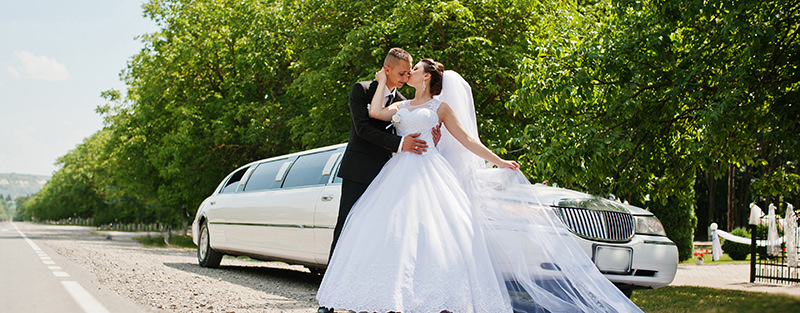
[557,207,634,242]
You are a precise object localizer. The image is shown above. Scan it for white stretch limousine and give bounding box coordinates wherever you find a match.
[191,143,678,296]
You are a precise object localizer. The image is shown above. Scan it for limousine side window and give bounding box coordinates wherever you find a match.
[220,166,249,194]
[282,150,340,188]
[243,158,291,191]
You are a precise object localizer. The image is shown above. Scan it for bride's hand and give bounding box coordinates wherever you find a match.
[497,160,520,170]
[374,68,388,84]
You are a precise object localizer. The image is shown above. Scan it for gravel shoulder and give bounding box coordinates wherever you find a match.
[20,222,321,313]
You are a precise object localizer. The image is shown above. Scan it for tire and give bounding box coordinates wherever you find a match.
[198,221,223,268]
[308,267,326,276]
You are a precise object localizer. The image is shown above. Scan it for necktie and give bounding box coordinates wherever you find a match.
[385,93,396,131]
[385,93,394,107]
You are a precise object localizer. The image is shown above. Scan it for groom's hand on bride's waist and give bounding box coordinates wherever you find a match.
[432,123,442,146]
[402,133,427,154]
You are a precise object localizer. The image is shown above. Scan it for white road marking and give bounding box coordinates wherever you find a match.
[25,237,42,251]
[12,223,111,313]
[61,281,111,313]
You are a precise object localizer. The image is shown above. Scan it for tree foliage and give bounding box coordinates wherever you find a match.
[25,0,798,261]
[94,0,299,226]
[287,0,537,151]
[21,132,107,222]
[0,195,9,221]
[510,0,799,259]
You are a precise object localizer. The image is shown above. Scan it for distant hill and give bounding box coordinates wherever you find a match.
[0,173,49,199]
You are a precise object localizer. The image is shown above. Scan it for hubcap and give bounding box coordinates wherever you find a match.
[199,225,209,260]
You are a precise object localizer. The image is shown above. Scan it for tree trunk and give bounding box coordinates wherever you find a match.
[727,164,734,231]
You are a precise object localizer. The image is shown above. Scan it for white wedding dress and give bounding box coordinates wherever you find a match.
[317,97,513,312]
[317,72,643,313]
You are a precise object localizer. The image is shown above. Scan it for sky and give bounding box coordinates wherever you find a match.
[0,1,158,176]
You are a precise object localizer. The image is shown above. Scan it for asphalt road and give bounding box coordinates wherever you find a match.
[0,221,148,313]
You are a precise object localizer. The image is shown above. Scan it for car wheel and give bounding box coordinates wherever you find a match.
[198,221,223,268]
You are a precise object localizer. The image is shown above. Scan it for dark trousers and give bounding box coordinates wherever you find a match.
[329,178,370,261]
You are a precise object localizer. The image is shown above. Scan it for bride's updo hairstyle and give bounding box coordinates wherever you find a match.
[420,58,445,96]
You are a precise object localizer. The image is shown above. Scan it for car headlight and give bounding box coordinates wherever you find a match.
[635,215,667,236]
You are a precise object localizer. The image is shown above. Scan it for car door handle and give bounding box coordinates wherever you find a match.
[321,195,334,201]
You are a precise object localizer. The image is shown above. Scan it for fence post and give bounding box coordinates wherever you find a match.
[749,224,756,283]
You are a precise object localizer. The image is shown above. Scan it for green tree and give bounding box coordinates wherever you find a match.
[0,195,7,221]
[14,195,31,221]
[98,0,538,224]
[287,0,537,153]
[32,0,796,255]
[23,132,109,222]
[98,0,298,225]
[510,0,799,259]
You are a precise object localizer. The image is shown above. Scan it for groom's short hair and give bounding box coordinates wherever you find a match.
[384,48,412,67]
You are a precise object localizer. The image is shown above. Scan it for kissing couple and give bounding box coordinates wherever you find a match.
[317,48,643,313]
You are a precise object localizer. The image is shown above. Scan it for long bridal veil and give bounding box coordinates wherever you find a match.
[436,71,643,313]
[435,71,484,180]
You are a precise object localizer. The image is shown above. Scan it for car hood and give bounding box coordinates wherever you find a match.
[528,184,651,215]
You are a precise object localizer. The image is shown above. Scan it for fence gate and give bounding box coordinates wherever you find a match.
[750,213,800,284]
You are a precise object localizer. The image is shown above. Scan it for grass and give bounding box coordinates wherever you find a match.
[132,234,196,249]
[632,286,800,313]
[680,253,751,265]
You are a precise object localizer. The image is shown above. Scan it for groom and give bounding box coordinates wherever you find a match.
[329,48,434,262]
[319,47,433,313]
[319,48,440,313]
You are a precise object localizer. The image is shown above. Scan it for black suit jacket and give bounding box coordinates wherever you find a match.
[337,80,406,184]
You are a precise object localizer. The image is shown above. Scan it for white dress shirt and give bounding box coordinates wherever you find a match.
[383,86,403,153]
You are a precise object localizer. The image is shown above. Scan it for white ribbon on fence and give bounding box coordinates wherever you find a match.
[712,229,786,246]
[786,204,798,267]
[709,203,800,260]
[767,204,781,256]
[749,203,763,225]
[711,202,799,261]
[710,223,722,261]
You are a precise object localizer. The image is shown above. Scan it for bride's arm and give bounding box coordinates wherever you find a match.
[438,102,520,169]
[368,69,398,121]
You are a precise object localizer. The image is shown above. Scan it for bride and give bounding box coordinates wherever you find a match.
[317,58,643,313]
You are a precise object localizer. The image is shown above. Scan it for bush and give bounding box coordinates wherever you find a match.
[722,228,751,260]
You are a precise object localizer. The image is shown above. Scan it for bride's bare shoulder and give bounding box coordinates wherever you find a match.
[437,101,453,113]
